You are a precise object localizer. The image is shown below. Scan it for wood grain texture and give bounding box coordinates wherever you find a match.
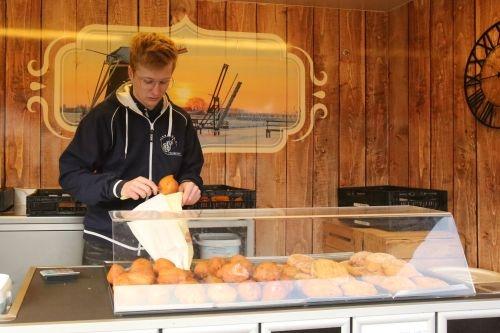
[408,0,430,188]
[197,0,226,185]
[475,0,499,272]
[453,0,477,267]
[40,0,77,188]
[139,0,169,27]
[388,4,409,186]
[365,11,389,186]
[0,0,5,186]
[255,3,287,256]
[339,9,366,187]
[225,1,256,190]
[77,0,107,29]
[108,0,138,26]
[312,7,339,253]
[170,0,196,24]
[430,0,454,212]
[285,5,313,255]
[5,0,41,188]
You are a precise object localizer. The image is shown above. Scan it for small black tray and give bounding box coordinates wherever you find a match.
[26,189,86,216]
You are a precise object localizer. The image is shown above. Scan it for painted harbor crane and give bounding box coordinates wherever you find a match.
[194,63,243,135]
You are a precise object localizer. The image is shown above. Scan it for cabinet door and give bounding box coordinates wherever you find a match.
[261,318,350,333]
[353,313,435,333]
[438,308,500,333]
[162,323,258,333]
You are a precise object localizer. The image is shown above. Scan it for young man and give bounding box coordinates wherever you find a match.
[59,32,204,265]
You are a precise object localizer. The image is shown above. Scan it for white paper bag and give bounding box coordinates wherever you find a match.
[127,192,193,269]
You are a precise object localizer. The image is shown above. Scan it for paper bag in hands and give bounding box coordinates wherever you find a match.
[127,192,193,269]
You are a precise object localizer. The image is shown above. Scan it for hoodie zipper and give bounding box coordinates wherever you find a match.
[133,105,172,181]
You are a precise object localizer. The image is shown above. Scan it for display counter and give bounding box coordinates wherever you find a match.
[0,266,499,333]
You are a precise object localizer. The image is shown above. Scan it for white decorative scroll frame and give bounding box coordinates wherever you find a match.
[27,17,328,152]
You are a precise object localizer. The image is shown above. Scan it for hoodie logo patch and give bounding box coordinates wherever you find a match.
[160,135,181,156]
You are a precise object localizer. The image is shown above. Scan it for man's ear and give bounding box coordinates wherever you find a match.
[128,66,134,80]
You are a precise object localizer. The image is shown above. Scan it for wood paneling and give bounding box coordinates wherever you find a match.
[5,0,41,188]
[476,0,499,272]
[339,9,365,187]
[285,5,313,255]
[225,1,256,190]
[0,0,498,269]
[430,0,454,212]
[365,11,389,186]
[197,0,226,185]
[408,0,430,188]
[388,4,409,186]
[453,0,477,267]
[40,0,76,188]
[255,3,287,256]
[140,0,169,27]
[312,7,339,253]
[0,0,5,186]
[108,0,138,26]
[170,0,196,24]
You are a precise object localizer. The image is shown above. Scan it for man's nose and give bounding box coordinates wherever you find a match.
[151,82,163,96]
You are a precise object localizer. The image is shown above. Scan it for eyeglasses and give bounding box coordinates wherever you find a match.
[136,76,174,90]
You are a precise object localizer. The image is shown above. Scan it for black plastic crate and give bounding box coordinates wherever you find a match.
[187,185,256,209]
[338,185,448,211]
[26,189,87,216]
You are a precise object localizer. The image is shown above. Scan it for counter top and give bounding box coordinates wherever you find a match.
[0,206,84,224]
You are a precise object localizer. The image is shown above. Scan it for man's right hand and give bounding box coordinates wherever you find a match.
[121,176,158,200]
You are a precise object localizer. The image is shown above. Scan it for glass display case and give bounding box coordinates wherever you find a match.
[107,206,475,315]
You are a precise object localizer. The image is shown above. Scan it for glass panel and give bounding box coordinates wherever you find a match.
[448,318,500,333]
[108,206,475,315]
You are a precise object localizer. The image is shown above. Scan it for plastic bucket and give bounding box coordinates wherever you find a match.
[194,233,241,259]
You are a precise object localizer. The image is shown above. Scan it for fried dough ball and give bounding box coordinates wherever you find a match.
[127,271,155,285]
[382,259,421,278]
[343,262,370,277]
[158,175,179,195]
[113,271,155,285]
[113,273,132,286]
[253,262,281,282]
[194,260,210,279]
[174,283,207,304]
[261,281,291,301]
[107,264,125,284]
[311,259,350,281]
[340,280,378,297]
[287,254,314,274]
[219,261,251,283]
[157,267,192,284]
[298,279,343,298]
[204,275,224,284]
[130,258,154,275]
[207,257,226,276]
[375,276,417,293]
[362,274,385,285]
[237,281,262,301]
[153,258,175,273]
[230,254,253,274]
[207,283,238,303]
[364,253,396,274]
[281,264,299,280]
[349,251,371,266]
[412,276,449,289]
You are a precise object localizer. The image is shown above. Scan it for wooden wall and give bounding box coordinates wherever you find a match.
[0,0,498,270]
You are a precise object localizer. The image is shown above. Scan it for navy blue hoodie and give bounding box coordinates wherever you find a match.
[59,83,204,238]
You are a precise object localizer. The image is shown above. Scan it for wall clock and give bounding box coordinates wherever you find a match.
[464,21,500,129]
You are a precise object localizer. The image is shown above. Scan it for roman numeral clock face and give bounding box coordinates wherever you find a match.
[464,21,500,129]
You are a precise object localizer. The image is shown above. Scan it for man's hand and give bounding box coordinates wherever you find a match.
[121,176,158,200]
[178,181,201,206]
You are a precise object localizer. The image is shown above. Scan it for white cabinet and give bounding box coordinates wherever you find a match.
[353,313,435,333]
[261,318,350,333]
[162,323,258,333]
[438,308,500,333]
